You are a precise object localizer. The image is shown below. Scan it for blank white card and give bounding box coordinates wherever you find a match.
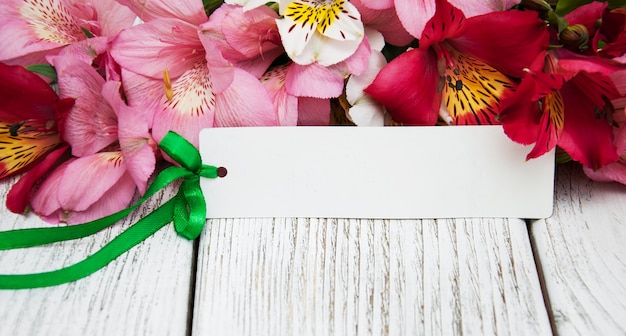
[199,126,554,219]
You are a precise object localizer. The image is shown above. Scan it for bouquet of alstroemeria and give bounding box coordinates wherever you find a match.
[0,0,625,224]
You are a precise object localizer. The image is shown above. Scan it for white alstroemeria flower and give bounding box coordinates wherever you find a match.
[276,0,364,66]
[346,28,386,126]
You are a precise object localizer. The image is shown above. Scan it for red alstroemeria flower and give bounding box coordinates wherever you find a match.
[561,2,626,59]
[0,63,74,178]
[594,7,626,60]
[0,62,74,213]
[364,0,548,125]
[499,49,623,169]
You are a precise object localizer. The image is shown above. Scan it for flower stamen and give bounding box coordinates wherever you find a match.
[163,69,173,101]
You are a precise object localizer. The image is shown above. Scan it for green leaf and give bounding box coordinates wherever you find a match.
[555,147,572,164]
[202,0,224,16]
[25,64,57,82]
[548,11,569,34]
[609,0,626,8]
[555,0,595,15]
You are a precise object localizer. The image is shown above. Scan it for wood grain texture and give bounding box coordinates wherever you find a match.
[192,217,552,335]
[531,163,626,335]
[0,178,193,336]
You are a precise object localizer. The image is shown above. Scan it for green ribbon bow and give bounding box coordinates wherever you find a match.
[0,131,223,289]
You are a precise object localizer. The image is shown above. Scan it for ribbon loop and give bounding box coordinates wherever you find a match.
[159,132,203,173]
[173,176,206,240]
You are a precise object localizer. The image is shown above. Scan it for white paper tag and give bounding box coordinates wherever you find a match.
[199,126,554,219]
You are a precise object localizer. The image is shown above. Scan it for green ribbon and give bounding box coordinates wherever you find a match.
[0,131,222,289]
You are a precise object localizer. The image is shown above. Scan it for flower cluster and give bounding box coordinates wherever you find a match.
[0,0,624,223]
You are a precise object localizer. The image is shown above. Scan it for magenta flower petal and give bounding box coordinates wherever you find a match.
[558,74,619,169]
[417,0,466,48]
[365,49,440,125]
[0,63,73,179]
[499,76,543,146]
[449,10,549,78]
[0,62,59,122]
[583,125,626,184]
[555,48,624,77]
[6,145,69,214]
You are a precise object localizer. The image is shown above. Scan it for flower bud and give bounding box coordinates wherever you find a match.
[521,0,552,12]
[560,24,589,51]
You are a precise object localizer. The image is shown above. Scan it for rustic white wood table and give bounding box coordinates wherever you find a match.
[0,162,624,336]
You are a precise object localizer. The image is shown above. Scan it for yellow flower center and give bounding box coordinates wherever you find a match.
[285,0,346,35]
[436,47,516,125]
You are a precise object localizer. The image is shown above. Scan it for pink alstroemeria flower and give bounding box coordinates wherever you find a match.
[0,0,135,65]
[111,0,278,148]
[259,45,372,126]
[258,28,372,125]
[365,0,548,125]
[115,0,208,25]
[260,65,331,125]
[16,45,156,223]
[50,55,118,157]
[30,152,137,224]
[200,4,284,78]
[30,80,156,224]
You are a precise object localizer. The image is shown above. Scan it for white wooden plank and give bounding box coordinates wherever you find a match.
[531,163,626,335]
[0,177,194,336]
[192,217,552,335]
